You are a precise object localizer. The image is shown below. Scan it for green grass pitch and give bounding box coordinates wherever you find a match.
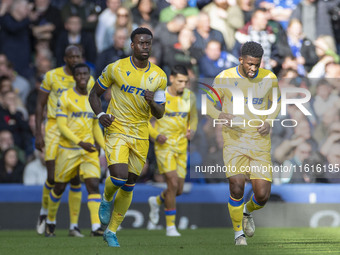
[2,228,340,255]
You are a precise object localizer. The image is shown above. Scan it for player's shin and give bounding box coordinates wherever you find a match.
[228,196,245,237]
[41,180,54,214]
[87,194,101,231]
[108,183,135,233]
[69,184,82,229]
[104,176,128,201]
[47,190,62,224]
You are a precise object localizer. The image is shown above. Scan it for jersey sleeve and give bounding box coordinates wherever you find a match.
[189,92,198,132]
[97,64,114,90]
[56,92,81,145]
[154,73,167,104]
[267,74,281,120]
[40,72,51,93]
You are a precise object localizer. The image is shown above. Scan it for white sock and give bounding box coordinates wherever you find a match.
[107,229,116,234]
[235,230,244,239]
[166,225,177,231]
[92,223,101,231]
[40,208,48,215]
[70,223,78,230]
[243,204,250,215]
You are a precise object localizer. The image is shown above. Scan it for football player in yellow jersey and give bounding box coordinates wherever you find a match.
[89,27,167,247]
[147,65,198,236]
[35,45,94,237]
[206,42,281,245]
[45,63,105,237]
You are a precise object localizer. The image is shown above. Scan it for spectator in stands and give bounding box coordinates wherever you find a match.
[313,107,340,146]
[131,0,159,28]
[192,11,227,60]
[199,40,238,78]
[30,0,63,53]
[102,6,137,54]
[320,121,340,156]
[0,148,25,183]
[61,0,98,34]
[235,8,278,70]
[0,90,32,157]
[0,0,33,79]
[152,14,186,67]
[23,149,47,185]
[312,79,339,120]
[0,75,13,105]
[203,0,244,51]
[0,130,25,164]
[290,0,337,41]
[323,142,340,183]
[237,0,255,23]
[95,27,128,78]
[96,0,121,53]
[282,141,313,183]
[308,35,339,78]
[277,19,318,75]
[55,15,97,67]
[0,55,31,105]
[159,0,199,23]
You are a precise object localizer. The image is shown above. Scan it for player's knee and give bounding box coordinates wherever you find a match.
[176,189,183,196]
[168,178,179,192]
[47,176,55,185]
[54,184,66,196]
[254,192,270,205]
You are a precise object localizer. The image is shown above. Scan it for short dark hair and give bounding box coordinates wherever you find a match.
[130,27,153,42]
[171,65,188,76]
[241,41,264,58]
[72,63,90,76]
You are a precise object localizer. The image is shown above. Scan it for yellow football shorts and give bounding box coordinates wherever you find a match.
[223,146,272,182]
[44,118,60,161]
[105,133,149,176]
[55,146,101,183]
[155,147,187,179]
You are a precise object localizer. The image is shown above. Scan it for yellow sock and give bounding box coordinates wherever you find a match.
[246,194,264,213]
[42,180,54,211]
[47,190,62,223]
[87,194,101,226]
[69,184,82,225]
[156,192,165,205]
[104,176,127,201]
[108,183,135,233]
[228,196,244,232]
[165,209,176,227]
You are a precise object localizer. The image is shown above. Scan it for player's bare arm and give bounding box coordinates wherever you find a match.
[144,89,165,119]
[35,89,49,151]
[156,134,167,144]
[89,82,115,127]
[257,121,271,136]
[77,141,96,152]
[218,112,235,127]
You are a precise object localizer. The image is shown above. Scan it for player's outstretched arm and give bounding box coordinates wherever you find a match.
[35,89,49,151]
[89,82,114,127]
[144,89,165,119]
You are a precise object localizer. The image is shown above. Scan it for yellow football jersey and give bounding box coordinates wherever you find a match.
[56,88,98,148]
[210,66,280,152]
[97,56,167,140]
[40,66,95,119]
[150,88,198,153]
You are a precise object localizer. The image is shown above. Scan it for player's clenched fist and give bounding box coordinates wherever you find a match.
[99,114,115,127]
[78,141,96,152]
[144,89,154,104]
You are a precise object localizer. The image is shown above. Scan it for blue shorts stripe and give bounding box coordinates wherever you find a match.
[165,209,176,216]
[228,197,244,207]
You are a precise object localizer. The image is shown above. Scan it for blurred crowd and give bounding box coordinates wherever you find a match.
[0,0,339,185]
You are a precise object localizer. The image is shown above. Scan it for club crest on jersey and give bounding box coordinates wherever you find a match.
[148,77,154,83]
[126,71,131,76]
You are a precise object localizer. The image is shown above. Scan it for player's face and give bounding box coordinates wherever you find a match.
[73,67,90,91]
[64,48,82,69]
[170,73,188,96]
[240,56,261,79]
[131,34,152,61]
